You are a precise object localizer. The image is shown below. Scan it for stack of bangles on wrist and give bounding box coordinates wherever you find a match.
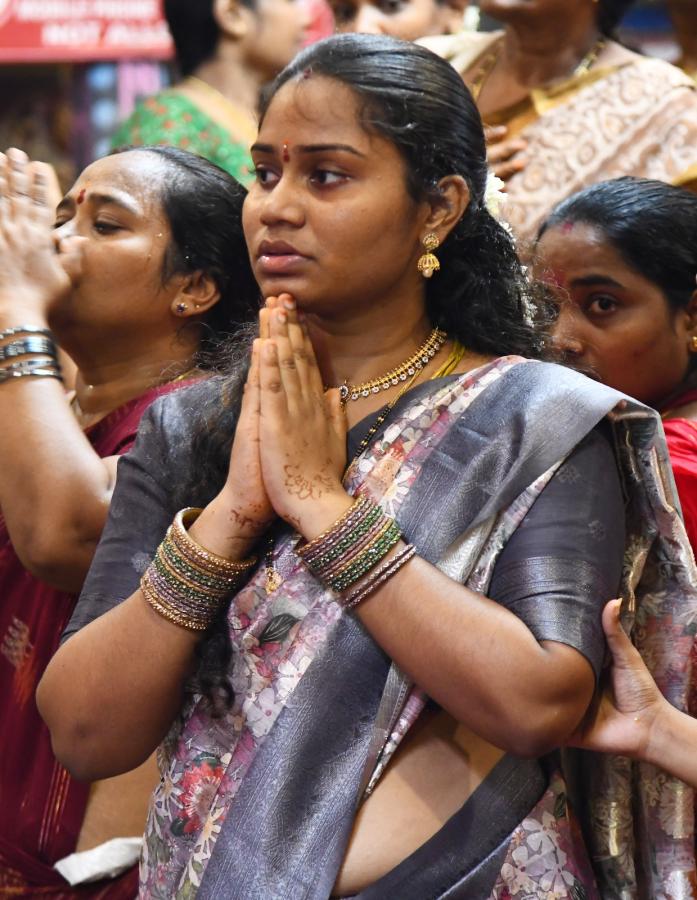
[297,496,416,611]
[0,325,63,384]
[141,508,257,631]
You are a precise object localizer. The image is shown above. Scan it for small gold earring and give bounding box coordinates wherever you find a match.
[690,335,697,352]
[417,232,440,279]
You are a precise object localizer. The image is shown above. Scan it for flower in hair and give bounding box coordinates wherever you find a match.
[484,171,515,240]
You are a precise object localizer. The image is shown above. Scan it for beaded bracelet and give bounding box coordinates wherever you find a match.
[342,544,417,611]
[141,507,257,631]
[298,496,403,595]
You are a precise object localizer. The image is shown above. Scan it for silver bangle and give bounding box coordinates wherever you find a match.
[0,359,62,383]
[0,336,56,360]
[0,324,52,341]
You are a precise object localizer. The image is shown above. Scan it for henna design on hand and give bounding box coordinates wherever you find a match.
[283,464,334,500]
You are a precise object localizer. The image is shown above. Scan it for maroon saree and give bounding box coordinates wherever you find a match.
[0,382,191,898]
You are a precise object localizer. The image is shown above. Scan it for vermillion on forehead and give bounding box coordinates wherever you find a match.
[64,151,172,221]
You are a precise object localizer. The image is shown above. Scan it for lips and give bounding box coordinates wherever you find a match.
[257,240,310,275]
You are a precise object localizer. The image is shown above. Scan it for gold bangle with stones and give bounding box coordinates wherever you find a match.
[141,508,258,631]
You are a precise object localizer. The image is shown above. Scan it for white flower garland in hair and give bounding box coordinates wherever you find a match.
[483,173,537,326]
[484,171,514,237]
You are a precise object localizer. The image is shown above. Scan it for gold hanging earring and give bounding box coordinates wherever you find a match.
[417,232,440,279]
[690,335,697,352]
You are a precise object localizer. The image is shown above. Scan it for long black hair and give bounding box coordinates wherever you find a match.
[538,176,697,313]
[112,146,259,359]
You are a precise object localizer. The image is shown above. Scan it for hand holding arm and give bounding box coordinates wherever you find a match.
[569,599,697,787]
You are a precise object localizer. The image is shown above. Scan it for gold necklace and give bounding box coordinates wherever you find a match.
[181,76,257,144]
[471,36,607,101]
[337,328,447,404]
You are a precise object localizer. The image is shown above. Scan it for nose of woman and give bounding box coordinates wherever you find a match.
[550,305,585,360]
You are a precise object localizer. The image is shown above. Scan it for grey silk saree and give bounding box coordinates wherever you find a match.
[64,357,697,899]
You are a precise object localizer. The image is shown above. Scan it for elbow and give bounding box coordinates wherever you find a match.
[13,526,97,591]
[37,672,132,782]
[482,697,587,759]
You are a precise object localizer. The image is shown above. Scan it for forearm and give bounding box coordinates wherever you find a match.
[37,589,201,781]
[645,702,697,788]
[354,550,594,756]
[0,376,114,589]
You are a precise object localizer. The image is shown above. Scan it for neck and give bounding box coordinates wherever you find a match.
[188,48,263,115]
[307,302,433,393]
[501,18,600,87]
[65,328,200,416]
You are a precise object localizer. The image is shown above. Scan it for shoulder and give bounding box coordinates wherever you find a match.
[417,29,501,76]
[134,378,225,449]
[497,358,626,406]
[111,90,200,146]
[612,54,697,101]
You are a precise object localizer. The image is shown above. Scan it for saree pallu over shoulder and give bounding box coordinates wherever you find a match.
[138,358,697,899]
[496,55,697,247]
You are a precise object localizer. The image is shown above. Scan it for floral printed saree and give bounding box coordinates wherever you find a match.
[66,357,697,898]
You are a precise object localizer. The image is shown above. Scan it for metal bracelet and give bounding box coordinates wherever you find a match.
[342,544,417,611]
[0,336,56,360]
[0,359,62,383]
[0,324,53,342]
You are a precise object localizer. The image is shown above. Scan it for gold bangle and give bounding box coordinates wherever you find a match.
[141,571,213,632]
[296,497,368,559]
[172,508,257,576]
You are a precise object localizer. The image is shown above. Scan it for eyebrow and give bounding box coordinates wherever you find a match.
[568,274,624,289]
[56,191,140,215]
[251,142,366,158]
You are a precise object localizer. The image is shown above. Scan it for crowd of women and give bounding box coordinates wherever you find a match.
[1,0,697,898]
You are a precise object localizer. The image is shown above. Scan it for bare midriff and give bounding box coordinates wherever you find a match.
[332,707,505,896]
[76,753,159,853]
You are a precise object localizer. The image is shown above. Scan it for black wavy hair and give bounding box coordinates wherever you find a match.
[186,34,551,711]
[538,176,697,313]
[112,146,259,359]
[163,0,255,77]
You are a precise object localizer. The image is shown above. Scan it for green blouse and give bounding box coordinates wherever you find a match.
[110,91,253,185]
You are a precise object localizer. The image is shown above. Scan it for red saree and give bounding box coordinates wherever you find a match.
[0,382,191,898]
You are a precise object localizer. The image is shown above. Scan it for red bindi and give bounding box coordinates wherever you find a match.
[282,142,290,163]
[77,189,86,204]
[561,221,574,234]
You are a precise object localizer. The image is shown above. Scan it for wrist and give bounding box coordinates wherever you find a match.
[294,491,354,541]
[191,496,269,561]
[0,301,50,329]
[644,699,680,767]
